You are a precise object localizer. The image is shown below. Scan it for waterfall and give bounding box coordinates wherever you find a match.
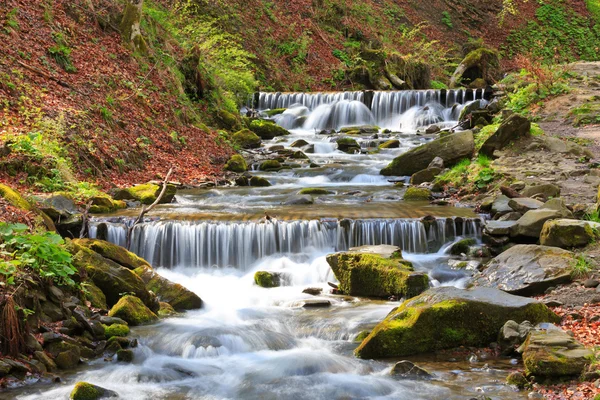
[255,89,486,132]
[90,217,482,270]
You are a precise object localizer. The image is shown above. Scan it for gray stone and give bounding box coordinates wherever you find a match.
[509,198,544,213]
[584,279,599,288]
[283,195,314,205]
[302,300,331,308]
[522,183,561,200]
[484,221,517,236]
[410,167,442,184]
[499,320,534,353]
[473,245,574,296]
[480,114,531,157]
[512,209,562,238]
[428,157,444,169]
[540,198,574,218]
[540,219,600,248]
[491,195,513,216]
[498,212,523,221]
[98,316,128,326]
[391,360,433,379]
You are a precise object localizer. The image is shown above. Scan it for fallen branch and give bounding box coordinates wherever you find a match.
[79,201,93,239]
[16,60,84,95]
[126,168,174,247]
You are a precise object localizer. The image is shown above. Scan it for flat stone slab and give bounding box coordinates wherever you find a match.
[485,221,517,236]
[348,245,402,259]
[509,197,544,213]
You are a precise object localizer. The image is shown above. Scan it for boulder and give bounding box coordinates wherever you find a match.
[450,47,501,88]
[381,131,474,176]
[83,282,107,309]
[113,183,176,205]
[116,349,134,362]
[390,360,433,379]
[232,129,261,149]
[522,184,561,200]
[108,295,158,326]
[379,139,400,149]
[541,198,574,218]
[522,324,593,378]
[480,114,531,157]
[74,239,150,270]
[336,138,360,153]
[297,188,334,195]
[509,198,544,213]
[283,195,313,205]
[71,246,158,311]
[0,183,55,230]
[498,320,534,353]
[249,176,272,187]
[254,271,290,288]
[473,245,574,296]
[249,120,290,139]
[425,125,441,134]
[224,154,248,173]
[458,100,483,123]
[403,187,432,201]
[540,219,600,248]
[134,265,202,310]
[355,286,558,359]
[259,160,282,171]
[410,168,442,185]
[326,245,429,299]
[484,221,517,236]
[104,324,130,338]
[491,195,513,216]
[302,299,331,308]
[158,302,178,317]
[449,238,477,255]
[512,209,562,238]
[38,195,78,219]
[70,382,118,400]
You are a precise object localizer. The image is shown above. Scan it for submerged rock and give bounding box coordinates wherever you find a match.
[326,245,429,299]
[108,295,158,326]
[539,219,600,248]
[390,360,433,379]
[283,195,313,205]
[336,137,360,153]
[70,382,118,400]
[134,265,202,311]
[354,287,558,359]
[381,130,474,176]
[473,245,574,296]
[522,324,593,378]
[379,139,400,149]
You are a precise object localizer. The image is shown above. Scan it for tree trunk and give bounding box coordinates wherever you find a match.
[120,0,147,53]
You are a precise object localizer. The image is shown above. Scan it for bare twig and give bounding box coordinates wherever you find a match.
[79,201,93,239]
[126,168,174,247]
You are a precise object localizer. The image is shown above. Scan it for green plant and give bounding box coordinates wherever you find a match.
[474,167,497,189]
[571,255,595,279]
[476,154,491,168]
[585,210,600,223]
[435,159,471,186]
[4,8,19,33]
[48,44,77,73]
[98,106,113,125]
[0,223,78,287]
[441,11,453,28]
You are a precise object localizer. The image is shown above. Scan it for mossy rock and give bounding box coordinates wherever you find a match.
[88,196,127,214]
[108,295,158,326]
[116,349,134,362]
[232,129,261,149]
[70,245,157,311]
[74,239,151,270]
[254,271,278,288]
[0,183,55,231]
[250,176,271,187]
[355,287,559,359]
[83,281,107,309]
[355,330,371,342]
[259,160,282,171]
[103,323,130,338]
[224,154,248,173]
[249,120,290,140]
[264,108,286,117]
[450,47,500,88]
[298,188,334,195]
[158,301,178,317]
[539,219,600,248]
[217,109,241,131]
[113,183,177,205]
[403,187,432,201]
[379,140,400,149]
[336,137,360,153]
[449,238,477,256]
[326,245,429,299]
[134,265,202,311]
[70,382,117,400]
[506,372,529,389]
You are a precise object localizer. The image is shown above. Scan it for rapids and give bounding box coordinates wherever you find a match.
[13,89,527,400]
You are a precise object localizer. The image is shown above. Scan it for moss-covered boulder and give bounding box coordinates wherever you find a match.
[158,301,178,317]
[381,131,474,176]
[108,295,158,326]
[71,245,158,311]
[217,109,242,131]
[473,245,574,296]
[70,382,118,400]
[250,176,271,187]
[449,47,500,88]
[254,271,289,288]
[0,183,56,230]
[83,281,108,309]
[522,324,593,378]
[259,160,282,171]
[88,196,127,214]
[113,183,176,205]
[249,120,290,139]
[480,114,531,157]
[449,238,477,256]
[403,187,432,201]
[264,108,286,117]
[355,287,559,359]
[116,349,134,362]
[134,265,202,311]
[410,168,442,185]
[224,154,248,173]
[297,188,334,195]
[104,323,130,339]
[326,245,429,299]
[74,239,150,270]
[336,138,360,154]
[539,219,600,248]
[379,140,400,149]
[232,129,261,149]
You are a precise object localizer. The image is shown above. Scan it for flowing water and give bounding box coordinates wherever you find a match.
[12,90,527,400]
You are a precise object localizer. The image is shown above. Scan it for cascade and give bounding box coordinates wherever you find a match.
[90,217,481,270]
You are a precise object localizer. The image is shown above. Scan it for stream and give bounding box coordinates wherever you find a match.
[13,89,527,400]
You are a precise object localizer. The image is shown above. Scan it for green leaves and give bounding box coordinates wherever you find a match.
[0,222,78,287]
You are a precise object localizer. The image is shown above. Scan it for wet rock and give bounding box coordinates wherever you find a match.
[509,198,544,213]
[522,324,593,378]
[480,114,531,157]
[302,287,323,296]
[224,154,248,173]
[511,209,562,238]
[379,139,400,149]
[355,286,558,359]
[113,183,176,205]
[291,139,309,148]
[70,382,118,400]
[254,271,290,288]
[99,316,128,326]
[381,130,474,176]
[283,194,314,205]
[390,360,433,379]
[326,245,429,299]
[540,198,574,218]
[297,188,334,195]
[521,184,561,200]
[134,265,202,311]
[108,295,158,326]
[410,167,442,185]
[336,137,360,153]
[425,125,440,134]
[449,238,476,256]
[232,129,261,149]
[249,119,290,139]
[473,245,574,296]
[403,187,432,201]
[249,176,272,187]
[84,281,107,309]
[506,371,529,389]
[539,219,600,248]
[104,324,130,338]
[491,195,513,216]
[302,300,331,308]
[116,349,134,362]
[259,159,282,171]
[55,348,81,370]
[34,351,57,372]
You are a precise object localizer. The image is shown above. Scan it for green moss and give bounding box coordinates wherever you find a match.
[116,349,134,362]
[70,382,103,400]
[217,109,241,131]
[158,301,178,317]
[264,108,286,117]
[83,281,107,309]
[450,238,477,255]
[254,271,277,288]
[108,295,158,326]
[298,188,334,195]
[113,183,176,205]
[103,323,130,338]
[224,154,248,173]
[0,183,32,210]
[355,330,371,342]
[259,160,282,171]
[403,187,432,201]
[74,239,150,270]
[134,265,202,310]
[475,124,499,151]
[506,372,529,389]
[232,129,261,149]
[249,120,290,139]
[379,140,400,149]
[249,176,271,187]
